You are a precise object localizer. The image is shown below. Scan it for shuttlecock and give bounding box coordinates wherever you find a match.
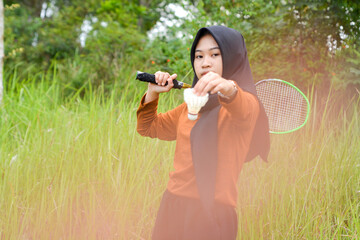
[184,88,209,120]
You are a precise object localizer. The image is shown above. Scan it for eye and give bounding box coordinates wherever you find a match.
[212,53,220,57]
[195,55,203,59]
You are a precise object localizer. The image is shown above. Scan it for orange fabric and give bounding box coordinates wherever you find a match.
[137,83,259,207]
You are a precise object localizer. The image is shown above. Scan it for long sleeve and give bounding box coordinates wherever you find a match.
[136,94,185,141]
[218,82,259,127]
[137,89,260,207]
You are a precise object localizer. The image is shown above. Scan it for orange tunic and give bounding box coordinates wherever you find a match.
[137,83,259,207]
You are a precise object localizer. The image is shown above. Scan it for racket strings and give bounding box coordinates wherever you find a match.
[257,81,308,132]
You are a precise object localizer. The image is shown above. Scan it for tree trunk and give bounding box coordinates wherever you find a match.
[137,0,150,33]
[0,0,3,105]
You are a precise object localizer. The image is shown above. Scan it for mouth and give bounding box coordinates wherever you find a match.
[201,71,209,77]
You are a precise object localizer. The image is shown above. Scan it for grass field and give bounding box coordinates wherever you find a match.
[0,74,359,239]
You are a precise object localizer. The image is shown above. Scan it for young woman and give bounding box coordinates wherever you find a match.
[137,26,270,240]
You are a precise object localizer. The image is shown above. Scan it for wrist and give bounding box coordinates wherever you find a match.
[218,81,237,101]
[145,89,159,103]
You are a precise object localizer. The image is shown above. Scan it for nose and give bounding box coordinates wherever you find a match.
[201,56,211,68]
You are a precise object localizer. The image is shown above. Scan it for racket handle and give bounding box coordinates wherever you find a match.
[136,71,187,89]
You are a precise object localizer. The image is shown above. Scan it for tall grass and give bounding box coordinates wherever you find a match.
[0,72,359,239]
[237,87,360,239]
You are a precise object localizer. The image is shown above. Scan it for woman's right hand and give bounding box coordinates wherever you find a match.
[150,71,177,93]
[145,71,177,103]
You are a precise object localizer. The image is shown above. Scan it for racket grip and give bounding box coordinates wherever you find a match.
[136,71,183,89]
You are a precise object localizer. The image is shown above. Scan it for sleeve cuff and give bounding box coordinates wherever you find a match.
[139,93,159,108]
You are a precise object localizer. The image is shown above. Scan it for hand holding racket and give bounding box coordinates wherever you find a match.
[136,71,191,89]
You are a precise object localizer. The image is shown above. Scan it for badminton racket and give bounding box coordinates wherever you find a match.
[255,79,310,134]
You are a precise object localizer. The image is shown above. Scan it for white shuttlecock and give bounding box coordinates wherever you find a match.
[184,88,209,120]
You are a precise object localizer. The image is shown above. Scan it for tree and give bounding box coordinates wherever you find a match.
[3,0,180,90]
[179,0,360,90]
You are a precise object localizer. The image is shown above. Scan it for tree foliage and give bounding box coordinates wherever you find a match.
[176,0,360,92]
[3,0,360,97]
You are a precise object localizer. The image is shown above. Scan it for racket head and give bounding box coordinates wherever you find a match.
[255,79,310,134]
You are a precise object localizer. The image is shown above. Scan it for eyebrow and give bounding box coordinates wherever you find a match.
[195,47,220,52]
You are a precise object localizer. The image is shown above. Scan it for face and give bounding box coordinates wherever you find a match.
[194,34,223,80]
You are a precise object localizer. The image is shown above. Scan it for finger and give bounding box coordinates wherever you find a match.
[210,82,227,95]
[201,79,222,96]
[169,73,177,80]
[157,72,165,85]
[200,72,228,95]
[161,72,170,86]
[194,81,209,96]
[154,71,161,84]
[167,74,177,88]
[166,78,174,90]
[155,71,166,85]
[158,73,164,85]
[193,77,208,95]
[195,74,217,96]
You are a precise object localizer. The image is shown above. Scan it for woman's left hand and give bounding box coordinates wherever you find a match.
[193,72,235,97]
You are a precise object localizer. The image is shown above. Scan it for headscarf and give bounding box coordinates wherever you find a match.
[189,26,270,214]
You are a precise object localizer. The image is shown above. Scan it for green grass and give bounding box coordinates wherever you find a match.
[0,75,359,239]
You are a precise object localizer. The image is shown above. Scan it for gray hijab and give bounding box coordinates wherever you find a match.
[190,26,270,213]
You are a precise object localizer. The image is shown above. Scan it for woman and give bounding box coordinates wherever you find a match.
[137,25,270,240]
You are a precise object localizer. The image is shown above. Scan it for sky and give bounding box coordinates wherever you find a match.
[39,2,192,46]
[147,3,193,40]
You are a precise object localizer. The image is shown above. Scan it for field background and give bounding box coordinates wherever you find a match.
[1,1,360,239]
